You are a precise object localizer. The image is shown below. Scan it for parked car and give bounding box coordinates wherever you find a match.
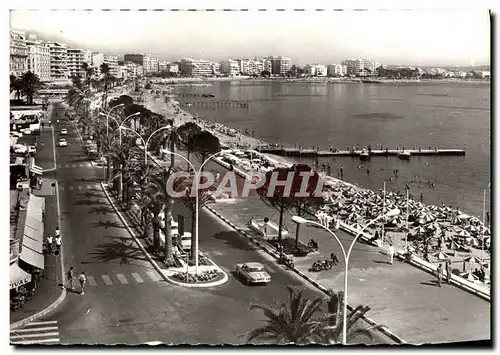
[178,232,192,251]
[23,129,32,135]
[10,131,23,138]
[58,138,68,147]
[61,128,68,135]
[28,146,37,155]
[13,144,28,154]
[235,262,271,285]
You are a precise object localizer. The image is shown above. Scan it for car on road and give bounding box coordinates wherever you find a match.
[10,131,23,138]
[22,129,32,135]
[58,138,68,147]
[13,144,28,154]
[28,145,37,155]
[235,262,271,285]
[61,128,68,135]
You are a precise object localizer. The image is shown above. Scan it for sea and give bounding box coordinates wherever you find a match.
[169,80,491,220]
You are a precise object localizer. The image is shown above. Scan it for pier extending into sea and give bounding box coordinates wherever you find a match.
[256,147,466,157]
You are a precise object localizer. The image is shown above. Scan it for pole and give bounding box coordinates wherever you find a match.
[194,172,200,275]
[405,187,409,250]
[382,181,386,245]
[482,189,486,262]
[343,261,348,345]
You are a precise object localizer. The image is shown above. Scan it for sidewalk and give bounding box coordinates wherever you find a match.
[11,179,64,326]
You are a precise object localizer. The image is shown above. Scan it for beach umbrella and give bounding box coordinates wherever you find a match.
[465,225,478,233]
[463,256,482,264]
[347,212,361,221]
[450,215,461,225]
[449,240,460,250]
[460,271,479,282]
[432,251,449,260]
[466,237,480,247]
[455,229,470,237]
[350,223,363,230]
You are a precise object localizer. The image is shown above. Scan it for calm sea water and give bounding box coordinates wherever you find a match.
[173,81,491,220]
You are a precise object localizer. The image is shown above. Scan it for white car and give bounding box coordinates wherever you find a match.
[28,145,37,155]
[13,144,28,154]
[235,262,271,285]
[61,128,68,135]
[22,129,32,135]
[10,131,22,138]
[58,138,68,147]
[178,232,192,251]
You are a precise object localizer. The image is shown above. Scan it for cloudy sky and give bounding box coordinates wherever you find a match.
[10,9,490,66]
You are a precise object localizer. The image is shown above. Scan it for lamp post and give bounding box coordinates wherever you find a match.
[100,112,140,145]
[162,148,226,275]
[99,103,124,139]
[292,207,400,345]
[119,125,172,166]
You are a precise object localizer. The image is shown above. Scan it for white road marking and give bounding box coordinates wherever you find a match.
[95,184,100,189]
[80,164,84,167]
[72,164,77,168]
[116,273,128,284]
[101,275,113,286]
[77,186,83,190]
[65,164,69,168]
[146,271,161,282]
[57,164,62,168]
[11,338,60,344]
[87,185,92,189]
[11,327,58,333]
[131,273,144,283]
[22,320,58,326]
[69,185,74,191]
[86,276,97,286]
[11,332,59,339]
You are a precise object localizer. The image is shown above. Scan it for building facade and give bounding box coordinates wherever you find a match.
[104,55,119,77]
[220,59,240,76]
[342,58,379,76]
[10,30,29,77]
[179,58,215,77]
[304,64,327,77]
[48,42,69,80]
[123,53,144,66]
[327,64,348,77]
[263,59,272,74]
[25,35,51,81]
[124,61,144,79]
[67,48,88,78]
[143,54,159,73]
[268,56,292,75]
[159,61,169,72]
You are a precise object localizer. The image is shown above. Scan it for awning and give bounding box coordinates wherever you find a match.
[20,195,45,270]
[10,263,32,290]
[20,246,44,270]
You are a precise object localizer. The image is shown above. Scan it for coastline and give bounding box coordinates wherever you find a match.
[150,76,490,85]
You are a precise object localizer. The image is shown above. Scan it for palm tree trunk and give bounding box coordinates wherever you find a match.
[153,221,160,251]
[169,136,175,169]
[163,197,175,266]
[190,205,197,262]
[106,155,111,182]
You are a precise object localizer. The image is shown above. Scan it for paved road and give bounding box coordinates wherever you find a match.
[15,102,392,345]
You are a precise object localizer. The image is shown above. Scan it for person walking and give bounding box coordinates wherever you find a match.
[66,267,75,290]
[445,260,452,284]
[55,227,60,238]
[55,234,62,253]
[436,264,443,287]
[388,243,395,265]
[78,271,87,295]
[46,234,54,254]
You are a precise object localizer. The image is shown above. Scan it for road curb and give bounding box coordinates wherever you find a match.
[101,183,229,289]
[205,205,406,344]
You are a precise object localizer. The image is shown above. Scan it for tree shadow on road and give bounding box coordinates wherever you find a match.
[87,236,148,265]
[80,191,104,199]
[92,220,125,229]
[73,199,103,206]
[88,206,113,215]
[420,280,439,287]
[212,231,256,251]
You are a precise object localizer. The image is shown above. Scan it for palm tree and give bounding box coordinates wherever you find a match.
[147,168,176,265]
[109,138,139,202]
[178,122,201,167]
[81,62,93,87]
[247,286,323,344]
[100,63,111,110]
[191,130,222,171]
[10,74,22,101]
[20,71,42,105]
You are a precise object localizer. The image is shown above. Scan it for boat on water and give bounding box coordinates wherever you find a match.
[398,151,411,160]
[359,148,371,160]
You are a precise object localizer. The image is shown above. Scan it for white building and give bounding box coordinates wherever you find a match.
[159,61,169,72]
[125,61,144,79]
[10,30,29,77]
[25,35,51,81]
[67,48,91,78]
[166,63,179,74]
[263,59,272,74]
[304,64,327,77]
[327,64,348,77]
[143,54,159,73]
[236,59,250,75]
[342,58,378,76]
[48,42,69,80]
[268,56,292,75]
[220,59,240,76]
[247,59,264,75]
[104,55,119,77]
[118,65,128,81]
[179,58,216,77]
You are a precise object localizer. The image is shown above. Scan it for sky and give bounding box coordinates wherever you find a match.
[9,9,491,67]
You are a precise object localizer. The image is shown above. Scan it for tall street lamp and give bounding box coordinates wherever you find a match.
[162,148,226,275]
[291,207,400,345]
[100,112,140,144]
[119,125,172,166]
[98,103,124,138]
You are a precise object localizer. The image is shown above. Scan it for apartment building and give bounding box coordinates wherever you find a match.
[25,35,51,81]
[104,55,119,77]
[10,30,29,77]
[48,42,69,80]
[268,56,292,75]
[123,53,144,66]
[159,61,169,72]
[342,58,379,76]
[124,61,144,79]
[67,48,91,78]
[179,58,215,77]
[166,63,179,74]
[327,64,348,77]
[220,59,240,76]
[263,59,272,74]
[143,54,159,73]
[248,59,264,75]
[304,64,327,77]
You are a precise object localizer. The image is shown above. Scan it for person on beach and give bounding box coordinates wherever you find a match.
[445,260,452,284]
[366,168,370,176]
[66,267,75,290]
[420,192,424,202]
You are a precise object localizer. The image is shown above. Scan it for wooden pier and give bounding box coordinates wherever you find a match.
[184,100,249,108]
[256,147,466,157]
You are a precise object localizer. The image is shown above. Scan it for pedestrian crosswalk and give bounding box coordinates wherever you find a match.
[84,271,163,288]
[57,162,93,169]
[10,320,60,345]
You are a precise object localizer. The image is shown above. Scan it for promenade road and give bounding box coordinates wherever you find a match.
[151,145,490,344]
[25,104,391,345]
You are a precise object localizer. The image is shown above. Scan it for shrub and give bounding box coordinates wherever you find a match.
[172,269,221,283]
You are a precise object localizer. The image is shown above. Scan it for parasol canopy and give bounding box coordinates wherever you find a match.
[460,271,479,282]
[463,256,482,264]
[432,251,449,260]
